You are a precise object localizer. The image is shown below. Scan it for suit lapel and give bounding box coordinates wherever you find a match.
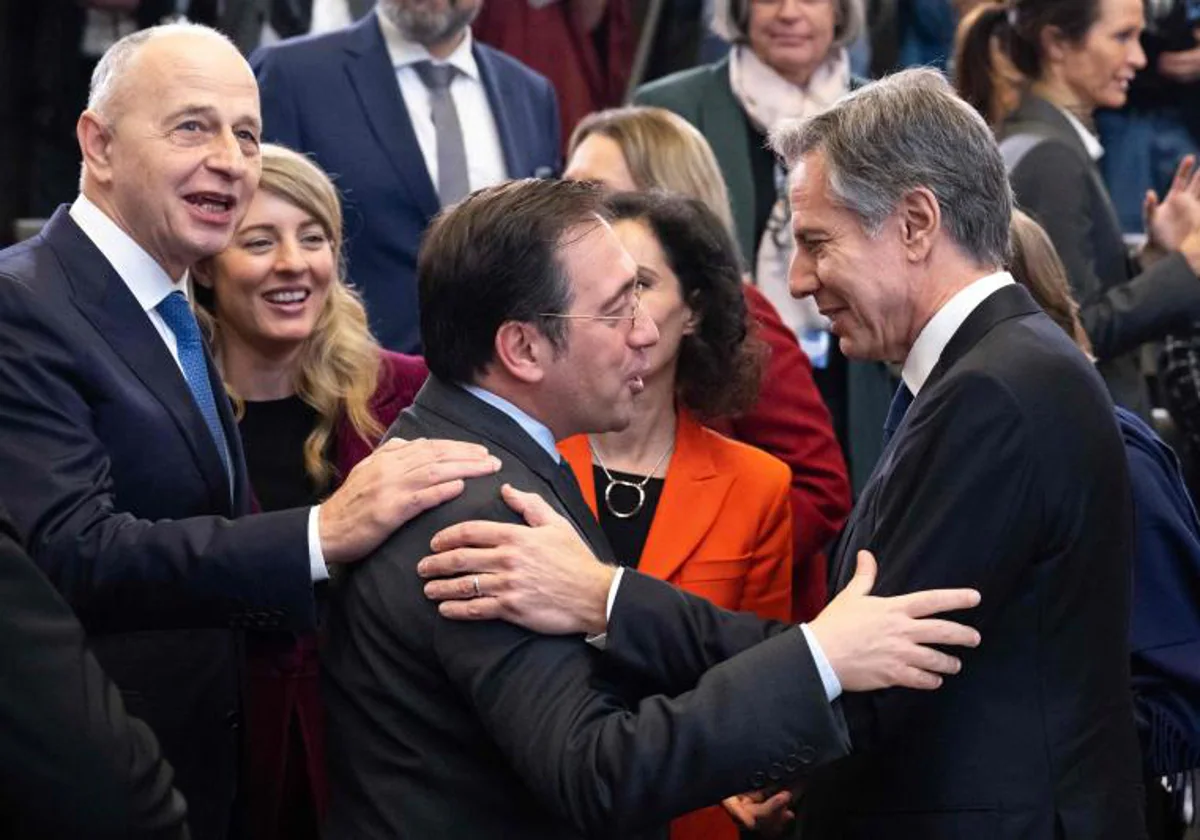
[47,210,235,513]
[415,379,616,563]
[698,59,758,265]
[638,411,732,580]
[475,45,520,179]
[829,284,1044,591]
[1006,96,1124,241]
[342,15,440,218]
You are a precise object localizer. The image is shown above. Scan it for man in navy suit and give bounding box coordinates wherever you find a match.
[251,0,561,352]
[0,22,498,840]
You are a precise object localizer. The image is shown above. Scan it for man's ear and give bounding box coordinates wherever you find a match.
[78,111,117,186]
[897,186,941,263]
[494,321,549,384]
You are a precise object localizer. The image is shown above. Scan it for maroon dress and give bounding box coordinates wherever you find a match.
[473,1,633,153]
[240,351,428,840]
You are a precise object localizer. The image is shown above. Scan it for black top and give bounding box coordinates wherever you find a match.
[593,465,665,569]
[239,395,324,512]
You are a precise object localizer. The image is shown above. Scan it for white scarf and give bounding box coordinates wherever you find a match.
[730,44,849,366]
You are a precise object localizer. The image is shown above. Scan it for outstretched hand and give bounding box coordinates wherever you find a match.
[418,484,616,636]
[1145,155,1200,254]
[808,551,982,692]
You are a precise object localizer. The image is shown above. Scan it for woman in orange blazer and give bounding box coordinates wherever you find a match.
[558,190,794,840]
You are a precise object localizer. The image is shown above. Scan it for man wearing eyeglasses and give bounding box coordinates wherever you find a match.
[322,177,982,840]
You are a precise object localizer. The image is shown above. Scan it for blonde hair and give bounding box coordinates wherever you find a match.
[1008,209,1094,356]
[195,143,382,491]
[568,107,737,239]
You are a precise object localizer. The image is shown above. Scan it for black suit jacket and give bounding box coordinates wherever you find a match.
[1002,95,1200,417]
[0,504,188,840]
[322,377,848,839]
[600,286,1146,838]
[0,208,316,840]
[808,285,1145,837]
[251,15,562,352]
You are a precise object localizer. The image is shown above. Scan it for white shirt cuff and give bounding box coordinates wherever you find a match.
[308,506,329,583]
[585,566,625,649]
[800,623,842,702]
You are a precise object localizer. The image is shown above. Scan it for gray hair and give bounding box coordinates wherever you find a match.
[714,0,865,51]
[87,21,237,120]
[770,68,1012,267]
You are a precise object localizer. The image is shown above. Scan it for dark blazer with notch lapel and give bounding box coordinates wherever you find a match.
[1002,94,1200,418]
[595,285,1146,839]
[0,208,316,840]
[251,15,561,353]
[322,376,848,840]
[804,284,1145,838]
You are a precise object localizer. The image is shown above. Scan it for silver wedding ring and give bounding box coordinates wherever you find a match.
[472,575,482,599]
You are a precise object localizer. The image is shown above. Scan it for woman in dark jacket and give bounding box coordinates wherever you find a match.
[955,0,1200,418]
[192,143,427,840]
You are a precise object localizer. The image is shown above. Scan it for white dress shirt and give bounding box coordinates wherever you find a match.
[68,195,329,582]
[1059,106,1105,162]
[901,271,1017,396]
[376,10,509,194]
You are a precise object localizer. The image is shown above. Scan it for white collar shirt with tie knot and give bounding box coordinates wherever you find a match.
[376,9,508,200]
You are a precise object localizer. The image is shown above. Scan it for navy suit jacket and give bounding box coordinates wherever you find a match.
[251,16,562,352]
[803,285,1145,838]
[0,208,316,840]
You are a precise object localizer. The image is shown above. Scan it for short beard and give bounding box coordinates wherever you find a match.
[379,0,480,47]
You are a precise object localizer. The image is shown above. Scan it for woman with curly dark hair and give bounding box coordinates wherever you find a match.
[557,191,794,840]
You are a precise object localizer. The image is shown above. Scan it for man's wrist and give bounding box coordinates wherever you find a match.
[801,621,843,702]
[584,565,621,644]
[308,506,330,582]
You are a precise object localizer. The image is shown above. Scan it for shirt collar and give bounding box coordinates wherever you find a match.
[69,194,188,312]
[902,271,1015,395]
[375,8,479,81]
[1058,106,1104,161]
[462,384,561,463]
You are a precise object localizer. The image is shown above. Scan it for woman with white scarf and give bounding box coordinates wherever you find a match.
[637,0,899,492]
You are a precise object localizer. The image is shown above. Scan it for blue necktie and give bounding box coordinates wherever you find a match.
[156,291,232,482]
[882,383,915,447]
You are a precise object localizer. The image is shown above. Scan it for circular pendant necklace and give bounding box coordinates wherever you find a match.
[589,438,674,519]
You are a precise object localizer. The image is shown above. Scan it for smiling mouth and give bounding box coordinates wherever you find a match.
[263,289,311,305]
[184,192,235,214]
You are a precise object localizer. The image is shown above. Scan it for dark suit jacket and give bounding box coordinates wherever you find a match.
[0,504,188,840]
[0,208,316,840]
[810,285,1145,837]
[1002,95,1200,417]
[251,16,562,352]
[601,285,1146,838]
[323,377,847,839]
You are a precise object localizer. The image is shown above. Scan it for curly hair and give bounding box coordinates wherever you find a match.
[193,143,382,491]
[606,191,766,420]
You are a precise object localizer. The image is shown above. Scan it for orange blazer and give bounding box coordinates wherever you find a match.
[559,409,794,840]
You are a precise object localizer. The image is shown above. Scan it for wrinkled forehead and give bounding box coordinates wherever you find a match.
[117,35,260,124]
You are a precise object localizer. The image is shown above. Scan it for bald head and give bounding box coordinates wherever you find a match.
[87,23,245,124]
[77,21,263,280]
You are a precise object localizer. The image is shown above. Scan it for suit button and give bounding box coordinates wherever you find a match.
[784,755,800,772]
[750,771,767,789]
[225,710,241,731]
[798,745,816,764]
[768,762,783,782]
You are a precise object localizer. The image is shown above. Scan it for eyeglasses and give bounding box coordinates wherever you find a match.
[538,285,644,329]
